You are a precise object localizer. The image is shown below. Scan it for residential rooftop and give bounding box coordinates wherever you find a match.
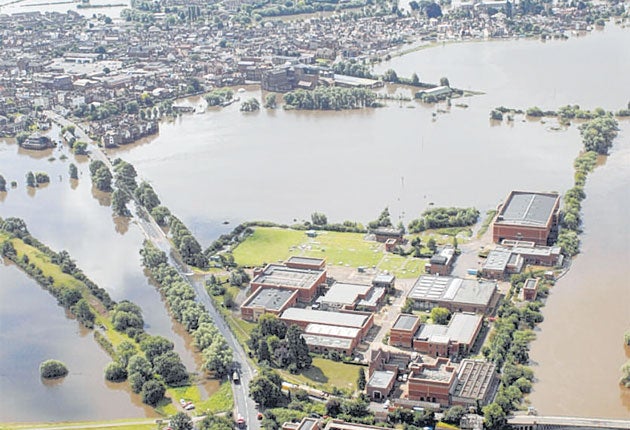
[242,288,296,311]
[496,191,559,227]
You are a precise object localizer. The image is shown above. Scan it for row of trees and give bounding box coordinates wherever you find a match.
[408,207,479,233]
[140,241,233,377]
[169,215,209,268]
[557,116,619,256]
[247,314,312,374]
[89,160,113,192]
[480,273,548,429]
[283,87,377,110]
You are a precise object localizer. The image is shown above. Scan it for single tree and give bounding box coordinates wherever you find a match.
[170,412,193,430]
[40,359,69,379]
[69,163,78,180]
[0,174,6,191]
[26,171,36,188]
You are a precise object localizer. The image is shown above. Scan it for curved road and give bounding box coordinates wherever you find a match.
[45,112,260,429]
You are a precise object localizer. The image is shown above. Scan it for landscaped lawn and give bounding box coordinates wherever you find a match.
[302,231,382,268]
[232,227,305,267]
[278,357,360,393]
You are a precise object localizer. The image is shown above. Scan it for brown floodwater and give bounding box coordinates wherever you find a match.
[0,23,629,421]
[0,140,214,422]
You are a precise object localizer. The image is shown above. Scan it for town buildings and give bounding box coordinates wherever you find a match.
[492,191,561,246]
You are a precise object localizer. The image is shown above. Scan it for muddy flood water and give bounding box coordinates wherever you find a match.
[0,24,629,421]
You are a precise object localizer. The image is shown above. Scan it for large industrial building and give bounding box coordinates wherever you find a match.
[408,276,499,314]
[492,191,560,246]
[250,263,327,303]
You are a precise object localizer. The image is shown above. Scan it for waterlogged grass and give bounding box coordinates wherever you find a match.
[10,238,84,291]
[278,357,359,393]
[2,418,158,430]
[233,227,305,266]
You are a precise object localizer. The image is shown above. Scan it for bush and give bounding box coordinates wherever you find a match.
[105,361,128,382]
[40,359,69,379]
[141,379,166,406]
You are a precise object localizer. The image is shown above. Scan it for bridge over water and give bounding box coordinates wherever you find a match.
[508,415,630,430]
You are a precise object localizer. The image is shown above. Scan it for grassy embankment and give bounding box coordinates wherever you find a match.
[0,232,230,417]
[1,418,158,430]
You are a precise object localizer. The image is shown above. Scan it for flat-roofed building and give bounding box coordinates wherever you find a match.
[390,314,421,348]
[372,227,404,244]
[318,282,385,312]
[324,420,385,430]
[451,359,499,408]
[523,278,539,301]
[251,264,326,302]
[492,191,560,246]
[481,249,524,280]
[281,307,374,340]
[366,370,396,400]
[413,312,483,358]
[372,273,396,291]
[408,358,457,407]
[282,417,321,430]
[285,256,326,271]
[501,240,563,267]
[240,288,299,321]
[425,246,456,276]
[300,323,362,355]
[408,276,499,314]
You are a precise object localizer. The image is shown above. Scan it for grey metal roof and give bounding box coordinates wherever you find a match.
[373,274,395,284]
[416,313,483,344]
[253,264,324,289]
[367,370,396,389]
[281,308,369,328]
[409,276,496,307]
[392,314,419,331]
[320,282,371,306]
[243,288,295,311]
[483,249,512,271]
[497,191,559,227]
[453,359,497,400]
[302,334,353,349]
[286,256,325,266]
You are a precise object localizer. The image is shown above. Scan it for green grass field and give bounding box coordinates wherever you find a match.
[232,228,305,267]
[232,227,433,278]
[278,357,360,393]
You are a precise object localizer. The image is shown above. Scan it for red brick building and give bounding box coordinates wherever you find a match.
[240,288,299,322]
[492,191,560,246]
[408,358,457,407]
[285,256,326,271]
[250,263,326,303]
[389,314,421,348]
[522,278,539,301]
[412,313,483,358]
[425,246,456,276]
